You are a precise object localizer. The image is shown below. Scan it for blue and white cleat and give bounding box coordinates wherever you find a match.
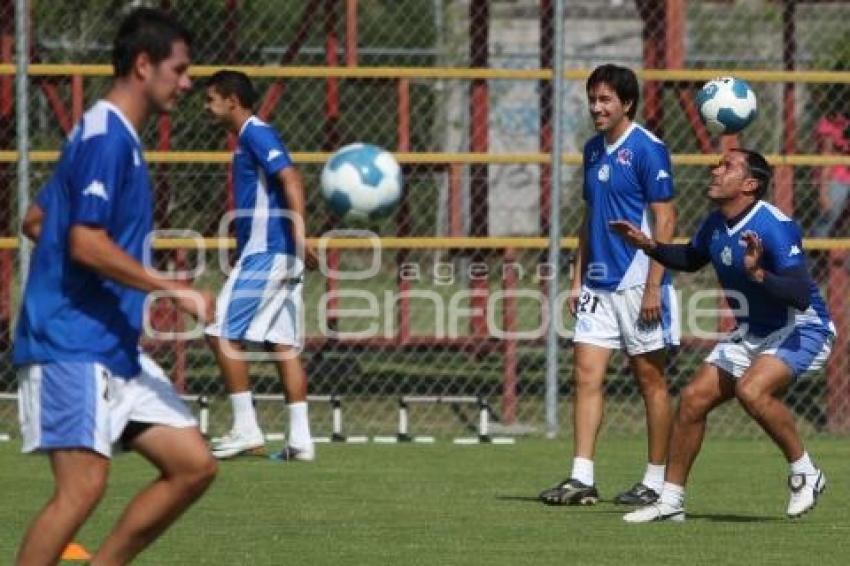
[269,444,316,463]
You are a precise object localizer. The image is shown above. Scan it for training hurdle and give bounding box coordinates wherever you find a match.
[252,394,366,443]
[0,391,514,445]
[373,395,514,445]
[0,392,356,444]
[200,393,366,444]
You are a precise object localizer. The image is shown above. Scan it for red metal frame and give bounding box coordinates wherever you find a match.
[501,249,518,424]
[637,0,664,135]
[775,0,796,216]
[257,0,322,120]
[345,0,358,66]
[323,0,342,333]
[71,74,83,122]
[468,0,490,338]
[538,0,553,235]
[396,79,412,343]
[827,251,849,430]
[225,0,238,64]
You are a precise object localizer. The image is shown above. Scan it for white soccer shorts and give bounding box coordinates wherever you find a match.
[706,323,833,379]
[572,283,680,356]
[205,251,304,347]
[18,353,196,458]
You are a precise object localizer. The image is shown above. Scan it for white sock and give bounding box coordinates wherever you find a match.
[230,391,260,433]
[790,451,817,476]
[570,457,594,486]
[287,401,312,449]
[660,482,685,509]
[642,463,666,493]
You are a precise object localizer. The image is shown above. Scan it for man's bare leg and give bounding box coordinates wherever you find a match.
[91,426,217,565]
[16,449,109,565]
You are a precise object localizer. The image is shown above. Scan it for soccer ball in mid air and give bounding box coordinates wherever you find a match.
[696,77,757,135]
[320,143,403,221]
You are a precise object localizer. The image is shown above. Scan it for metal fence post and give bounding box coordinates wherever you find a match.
[15,0,29,289]
[545,0,566,439]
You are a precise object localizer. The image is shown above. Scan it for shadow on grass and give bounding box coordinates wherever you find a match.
[593,507,781,522]
[495,497,782,523]
[496,495,622,505]
[684,513,782,523]
[495,495,544,503]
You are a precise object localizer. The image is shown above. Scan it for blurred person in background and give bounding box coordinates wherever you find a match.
[203,70,318,462]
[811,82,850,239]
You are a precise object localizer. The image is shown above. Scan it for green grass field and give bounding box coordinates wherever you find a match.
[1,437,847,565]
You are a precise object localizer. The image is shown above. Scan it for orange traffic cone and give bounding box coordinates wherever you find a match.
[61,542,91,561]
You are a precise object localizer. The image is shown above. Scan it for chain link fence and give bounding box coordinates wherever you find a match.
[1,0,849,440]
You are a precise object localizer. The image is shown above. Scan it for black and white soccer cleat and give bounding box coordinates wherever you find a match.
[613,482,660,506]
[538,478,600,506]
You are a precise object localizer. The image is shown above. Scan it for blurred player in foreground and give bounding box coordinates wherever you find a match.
[13,9,217,564]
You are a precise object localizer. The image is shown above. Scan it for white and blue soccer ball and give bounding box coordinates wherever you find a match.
[696,77,758,135]
[320,143,403,220]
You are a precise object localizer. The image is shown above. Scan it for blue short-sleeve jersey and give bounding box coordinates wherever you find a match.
[14,100,152,376]
[690,201,833,336]
[582,124,674,291]
[232,116,295,258]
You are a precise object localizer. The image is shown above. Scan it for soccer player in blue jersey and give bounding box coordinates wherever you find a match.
[539,64,679,506]
[203,70,318,461]
[611,148,833,522]
[13,9,218,564]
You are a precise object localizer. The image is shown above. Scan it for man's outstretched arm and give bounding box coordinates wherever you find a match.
[609,219,709,272]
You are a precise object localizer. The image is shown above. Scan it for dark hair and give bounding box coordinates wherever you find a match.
[113,8,192,78]
[206,70,257,110]
[732,148,772,199]
[586,64,640,120]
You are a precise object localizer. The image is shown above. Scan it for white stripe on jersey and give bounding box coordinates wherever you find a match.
[604,123,636,154]
[635,124,665,145]
[763,201,792,222]
[242,166,271,257]
[726,201,765,235]
[82,100,141,143]
[617,207,654,290]
[82,103,109,140]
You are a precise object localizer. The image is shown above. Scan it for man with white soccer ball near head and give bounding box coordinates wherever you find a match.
[611,148,833,522]
[204,70,318,461]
